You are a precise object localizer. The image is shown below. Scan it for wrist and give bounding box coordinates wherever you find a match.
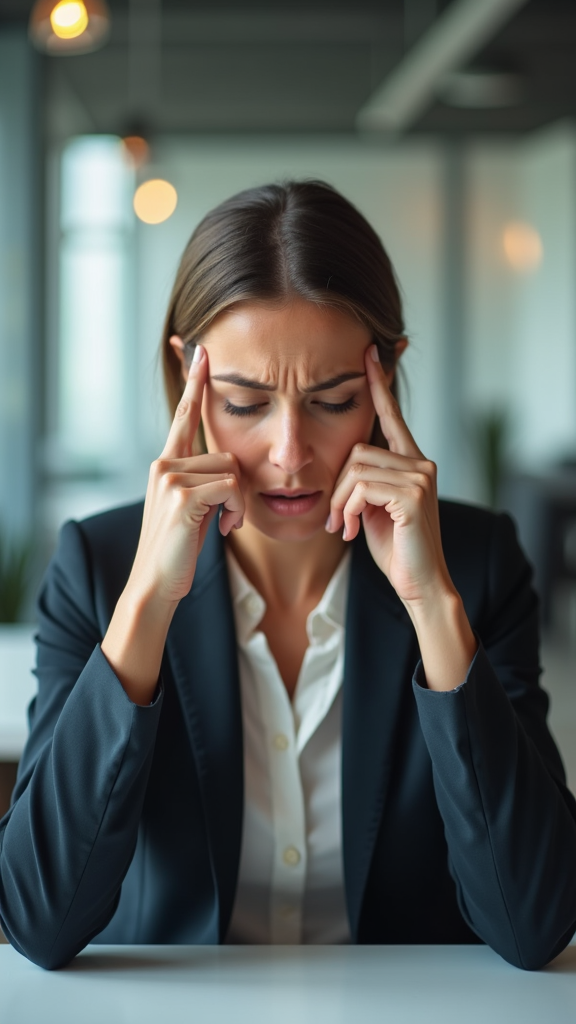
[121,578,179,628]
[102,584,177,707]
[403,580,461,629]
[405,588,477,693]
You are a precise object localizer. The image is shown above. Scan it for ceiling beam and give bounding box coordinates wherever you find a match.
[109,11,400,47]
[356,0,530,133]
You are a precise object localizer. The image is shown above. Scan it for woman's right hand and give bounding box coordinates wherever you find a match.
[101,344,244,704]
[128,344,244,607]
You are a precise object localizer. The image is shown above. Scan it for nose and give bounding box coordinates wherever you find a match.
[268,406,313,475]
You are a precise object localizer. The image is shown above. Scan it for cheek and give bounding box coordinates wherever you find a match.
[201,394,262,467]
[325,413,375,469]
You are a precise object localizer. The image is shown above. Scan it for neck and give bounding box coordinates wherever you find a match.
[226,521,347,611]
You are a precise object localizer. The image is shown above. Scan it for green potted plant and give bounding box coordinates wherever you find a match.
[0,528,33,624]
[471,408,510,509]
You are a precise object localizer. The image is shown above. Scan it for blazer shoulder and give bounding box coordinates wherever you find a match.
[55,500,146,623]
[79,499,145,549]
[439,496,503,536]
[438,498,534,628]
[61,499,226,619]
[438,498,519,562]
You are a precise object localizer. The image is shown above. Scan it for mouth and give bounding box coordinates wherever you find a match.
[262,489,318,498]
[260,489,322,517]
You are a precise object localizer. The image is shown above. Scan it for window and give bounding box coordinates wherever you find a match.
[58,135,133,467]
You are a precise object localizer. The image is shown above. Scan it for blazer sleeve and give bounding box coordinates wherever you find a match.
[0,520,163,970]
[412,511,576,970]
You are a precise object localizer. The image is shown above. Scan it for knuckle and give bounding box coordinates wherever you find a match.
[151,458,167,477]
[176,398,190,419]
[353,442,369,458]
[350,462,364,479]
[173,487,188,510]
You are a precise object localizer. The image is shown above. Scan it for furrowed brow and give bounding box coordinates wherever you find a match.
[304,372,366,393]
[211,374,275,391]
[210,372,366,393]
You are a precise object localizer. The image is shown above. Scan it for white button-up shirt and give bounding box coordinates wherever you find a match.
[225,546,352,945]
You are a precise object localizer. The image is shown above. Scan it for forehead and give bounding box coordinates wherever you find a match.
[202,298,370,375]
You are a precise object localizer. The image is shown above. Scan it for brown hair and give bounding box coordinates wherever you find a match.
[161,180,406,444]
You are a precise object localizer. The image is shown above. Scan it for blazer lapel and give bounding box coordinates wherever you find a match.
[342,529,419,940]
[165,519,243,941]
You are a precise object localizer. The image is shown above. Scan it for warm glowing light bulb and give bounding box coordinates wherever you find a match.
[133,179,178,225]
[50,0,89,39]
[502,221,543,272]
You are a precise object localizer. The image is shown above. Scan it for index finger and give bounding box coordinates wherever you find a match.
[161,344,207,459]
[365,344,423,459]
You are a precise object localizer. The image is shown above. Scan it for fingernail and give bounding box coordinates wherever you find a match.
[370,344,380,363]
[325,514,332,532]
[192,345,203,364]
[342,525,348,541]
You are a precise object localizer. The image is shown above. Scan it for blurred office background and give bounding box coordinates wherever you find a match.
[1,0,576,828]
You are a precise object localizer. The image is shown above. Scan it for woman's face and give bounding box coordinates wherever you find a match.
[185,297,394,543]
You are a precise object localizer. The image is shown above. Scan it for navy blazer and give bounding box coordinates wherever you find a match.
[0,499,575,970]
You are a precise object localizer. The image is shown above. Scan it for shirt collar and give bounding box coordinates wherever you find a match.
[225,545,351,646]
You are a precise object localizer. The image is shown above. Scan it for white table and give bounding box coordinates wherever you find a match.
[0,944,574,1024]
[0,625,36,760]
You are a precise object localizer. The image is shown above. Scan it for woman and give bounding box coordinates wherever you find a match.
[1,181,575,970]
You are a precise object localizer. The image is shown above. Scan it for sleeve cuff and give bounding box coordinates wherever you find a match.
[412,633,483,695]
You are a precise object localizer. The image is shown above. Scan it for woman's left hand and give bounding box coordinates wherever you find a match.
[327,343,477,691]
[326,344,455,610]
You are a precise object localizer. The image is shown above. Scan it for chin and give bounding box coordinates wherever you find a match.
[248,514,327,544]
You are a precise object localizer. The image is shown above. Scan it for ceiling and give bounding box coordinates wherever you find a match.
[2,0,576,137]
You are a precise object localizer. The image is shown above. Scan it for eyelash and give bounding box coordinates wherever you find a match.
[222,397,360,418]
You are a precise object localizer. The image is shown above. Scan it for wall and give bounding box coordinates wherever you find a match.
[464,123,576,485]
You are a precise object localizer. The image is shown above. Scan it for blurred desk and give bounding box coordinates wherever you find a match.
[0,944,574,1024]
[0,625,36,761]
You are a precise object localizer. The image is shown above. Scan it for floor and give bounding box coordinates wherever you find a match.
[0,631,574,947]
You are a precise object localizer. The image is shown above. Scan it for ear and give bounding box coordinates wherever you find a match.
[169,335,188,383]
[384,336,409,386]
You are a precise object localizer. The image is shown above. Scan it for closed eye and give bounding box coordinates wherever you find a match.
[316,397,359,414]
[222,396,360,417]
[223,399,264,417]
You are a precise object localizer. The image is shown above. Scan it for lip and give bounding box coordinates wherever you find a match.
[260,490,322,517]
[261,488,319,498]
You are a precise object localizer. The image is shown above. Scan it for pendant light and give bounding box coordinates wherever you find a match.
[133,179,178,225]
[29,0,111,55]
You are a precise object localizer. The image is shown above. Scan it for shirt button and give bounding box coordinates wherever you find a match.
[273,733,289,751]
[283,846,301,867]
[245,594,261,618]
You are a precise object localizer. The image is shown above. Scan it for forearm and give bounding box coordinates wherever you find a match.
[405,588,477,691]
[412,644,576,968]
[101,584,178,706]
[0,646,162,968]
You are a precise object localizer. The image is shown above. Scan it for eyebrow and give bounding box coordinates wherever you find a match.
[210,371,366,393]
